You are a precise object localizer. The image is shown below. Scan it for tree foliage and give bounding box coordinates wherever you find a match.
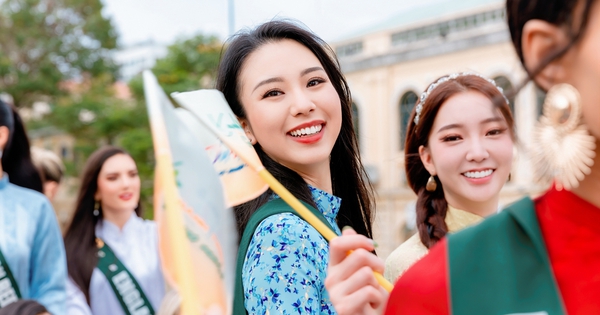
[126,34,223,216]
[46,74,155,216]
[0,0,117,108]
[129,34,222,99]
[3,0,223,217]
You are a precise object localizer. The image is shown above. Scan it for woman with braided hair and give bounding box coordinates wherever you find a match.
[383,73,515,282]
[325,0,600,313]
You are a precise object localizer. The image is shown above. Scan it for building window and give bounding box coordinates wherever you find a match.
[493,76,515,116]
[351,102,360,143]
[400,91,418,150]
[336,42,363,58]
[391,8,506,46]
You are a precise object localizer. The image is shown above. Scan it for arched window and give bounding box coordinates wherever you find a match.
[351,102,360,143]
[493,76,515,115]
[399,91,418,150]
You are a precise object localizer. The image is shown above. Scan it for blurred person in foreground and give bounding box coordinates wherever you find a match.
[0,99,67,314]
[0,300,50,315]
[325,0,600,313]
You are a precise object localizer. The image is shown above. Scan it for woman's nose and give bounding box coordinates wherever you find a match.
[290,91,316,116]
[465,138,490,162]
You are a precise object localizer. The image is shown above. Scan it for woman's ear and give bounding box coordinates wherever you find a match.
[521,20,570,91]
[418,145,437,176]
[238,118,257,145]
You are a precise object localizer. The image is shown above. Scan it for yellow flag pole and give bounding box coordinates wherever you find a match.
[183,106,394,293]
[256,168,394,293]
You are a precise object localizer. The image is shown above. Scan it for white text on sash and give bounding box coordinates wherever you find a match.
[113,271,150,315]
[0,265,18,307]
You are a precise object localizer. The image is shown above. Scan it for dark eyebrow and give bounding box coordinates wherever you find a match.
[437,124,462,133]
[437,117,504,133]
[252,77,284,92]
[480,117,504,124]
[252,67,325,93]
[301,66,324,76]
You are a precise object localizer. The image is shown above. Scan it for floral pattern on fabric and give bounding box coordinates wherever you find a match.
[242,186,342,315]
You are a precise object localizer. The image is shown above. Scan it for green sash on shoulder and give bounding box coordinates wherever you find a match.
[0,248,21,308]
[232,198,339,315]
[448,197,565,315]
[96,238,155,315]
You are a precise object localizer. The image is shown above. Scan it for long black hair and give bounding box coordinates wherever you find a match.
[216,20,375,241]
[0,100,43,192]
[63,146,143,303]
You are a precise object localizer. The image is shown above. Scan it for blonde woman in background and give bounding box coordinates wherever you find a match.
[31,147,65,203]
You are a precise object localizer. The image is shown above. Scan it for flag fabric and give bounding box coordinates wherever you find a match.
[171,101,268,207]
[172,89,394,293]
[172,90,268,206]
[143,71,237,315]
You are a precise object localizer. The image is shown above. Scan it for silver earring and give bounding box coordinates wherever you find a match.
[531,83,596,190]
[93,200,100,216]
[0,149,3,159]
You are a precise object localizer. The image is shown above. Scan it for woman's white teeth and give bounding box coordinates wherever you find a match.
[463,169,493,178]
[291,125,322,137]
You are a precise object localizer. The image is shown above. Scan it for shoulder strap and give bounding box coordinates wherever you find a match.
[448,197,565,315]
[0,247,21,308]
[96,238,155,315]
[232,198,338,315]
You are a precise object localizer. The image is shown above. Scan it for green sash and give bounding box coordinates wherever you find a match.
[0,248,21,308]
[232,198,339,315]
[448,197,565,315]
[96,239,155,315]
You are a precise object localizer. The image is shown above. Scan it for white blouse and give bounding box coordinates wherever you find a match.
[66,213,165,314]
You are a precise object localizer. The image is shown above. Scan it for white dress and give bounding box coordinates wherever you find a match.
[66,213,165,314]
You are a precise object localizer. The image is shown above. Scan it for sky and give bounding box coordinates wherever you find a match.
[101,0,446,47]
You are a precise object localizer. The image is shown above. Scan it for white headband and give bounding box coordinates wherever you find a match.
[414,72,510,125]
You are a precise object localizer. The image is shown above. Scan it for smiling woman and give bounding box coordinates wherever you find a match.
[237,39,343,185]
[63,146,165,315]
[216,20,375,315]
[383,73,515,282]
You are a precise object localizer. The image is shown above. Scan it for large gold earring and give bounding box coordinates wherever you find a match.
[426,175,437,192]
[531,83,596,191]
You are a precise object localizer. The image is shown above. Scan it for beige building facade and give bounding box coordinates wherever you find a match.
[331,0,547,259]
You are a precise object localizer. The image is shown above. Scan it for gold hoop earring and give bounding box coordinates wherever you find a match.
[426,175,437,192]
[531,83,596,190]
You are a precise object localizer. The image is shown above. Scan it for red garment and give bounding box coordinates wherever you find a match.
[384,238,450,315]
[385,187,600,314]
[536,186,600,314]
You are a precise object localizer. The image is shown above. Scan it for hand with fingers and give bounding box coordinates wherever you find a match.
[325,227,389,315]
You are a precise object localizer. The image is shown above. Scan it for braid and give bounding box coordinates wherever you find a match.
[415,177,449,249]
